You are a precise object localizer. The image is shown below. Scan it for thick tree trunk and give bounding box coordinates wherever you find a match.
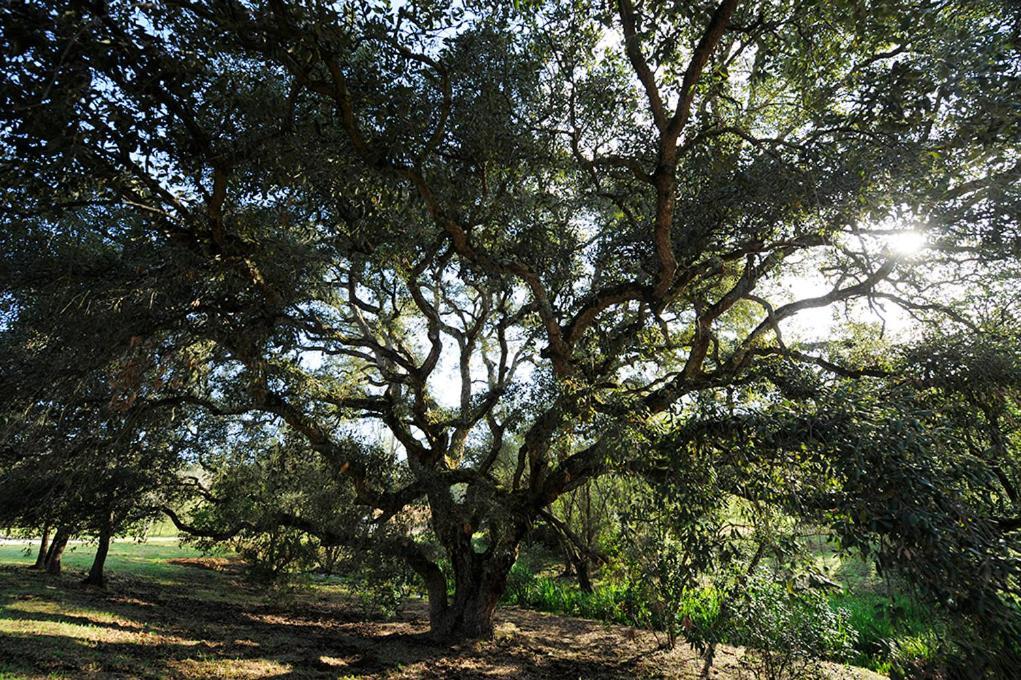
[416,488,528,641]
[83,521,112,587]
[44,526,70,575]
[433,525,525,641]
[435,587,502,640]
[31,523,51,570]
[432,558,510,641]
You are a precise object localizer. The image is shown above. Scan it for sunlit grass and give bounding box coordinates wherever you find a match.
[0,540,202,576]
[0,618,166,645]
[165,657,293,679]
[0,541,405,679]
[3,598,144,629]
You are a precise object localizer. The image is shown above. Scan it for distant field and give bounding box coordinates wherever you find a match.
[0,540,205,582]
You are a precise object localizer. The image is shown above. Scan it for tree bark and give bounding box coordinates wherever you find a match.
[405,548,450,633]
[574,555,593,593]
[560,543,593,592]
[83,519,112,587]
[421,494,524,641]
[432,554,511,641]
[44,526,70,575]
[31,523,51,570]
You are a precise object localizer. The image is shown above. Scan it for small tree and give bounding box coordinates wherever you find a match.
[730,574,856,680]
[169,426,420,615]
[0,339,191,585]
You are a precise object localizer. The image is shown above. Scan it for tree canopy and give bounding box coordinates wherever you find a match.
[2,0,1019,655]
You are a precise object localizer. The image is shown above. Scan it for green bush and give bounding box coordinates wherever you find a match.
[828,591,939,669]
[727,577,856,680]
[503,564,723,636]
[503,564,641,625]
[885,632,946,679]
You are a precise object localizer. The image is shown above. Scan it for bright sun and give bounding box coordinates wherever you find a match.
[886,230,927,257]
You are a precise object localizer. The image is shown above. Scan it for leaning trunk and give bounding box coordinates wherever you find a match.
[558,540,594,593]
[31,523,51,570]
[83,521,112,587]
[44,526,70,575]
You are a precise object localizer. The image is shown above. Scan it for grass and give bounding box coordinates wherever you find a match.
[0,540,289,678]
[0,540,885,679]
[1,540,205,580]
[829,591,942,672]
[0,540,401,679]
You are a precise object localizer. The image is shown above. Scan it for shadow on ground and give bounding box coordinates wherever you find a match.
[0,559,880,679]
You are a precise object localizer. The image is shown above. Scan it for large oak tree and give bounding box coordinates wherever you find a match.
[2,0,1019,643]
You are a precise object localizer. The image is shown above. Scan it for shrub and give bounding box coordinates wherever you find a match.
[727,576,856,680]
[341,553,415,620]
[502,564,642,625]
[886,632,946,680]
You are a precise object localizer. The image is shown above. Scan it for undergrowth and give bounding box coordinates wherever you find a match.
[501,564,942,675]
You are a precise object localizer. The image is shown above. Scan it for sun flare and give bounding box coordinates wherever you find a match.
[886,230,927,256]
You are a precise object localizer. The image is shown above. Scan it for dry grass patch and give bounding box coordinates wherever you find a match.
[166,657,293,679]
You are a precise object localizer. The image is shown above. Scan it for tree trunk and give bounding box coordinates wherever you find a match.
[426,520,522,639]
[574,556,593,593]
[415,488,530,641]
[432,556,510,641]
[558,539,594,593]
[83,520,112,587]
[44,526,69,575]
[31,523,51,570]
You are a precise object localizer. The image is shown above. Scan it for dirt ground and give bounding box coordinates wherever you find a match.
[0,557,884,679]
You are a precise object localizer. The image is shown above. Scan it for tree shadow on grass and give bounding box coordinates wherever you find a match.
[0,607,145,634]
[0,564,454,678]
[0,564,676,679]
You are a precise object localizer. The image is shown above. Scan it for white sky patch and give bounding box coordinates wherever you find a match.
[766,220,933,345]
[595,27,623,56]
[299,349,324,371]
[426,329,535,409]
[428,341,471,408]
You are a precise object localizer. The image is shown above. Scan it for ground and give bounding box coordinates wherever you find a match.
[0,541,885,679]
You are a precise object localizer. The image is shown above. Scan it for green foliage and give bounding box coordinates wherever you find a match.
[502,563,679,628]
[612,451,733,648]
[182,428,419,614]
[503,552,952,676]
[828,591,938,668]
[726,575,857,680]
[340,552,416,620]
[883,632,949,680]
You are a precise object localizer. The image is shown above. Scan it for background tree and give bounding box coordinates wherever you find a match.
[0,286,196,583]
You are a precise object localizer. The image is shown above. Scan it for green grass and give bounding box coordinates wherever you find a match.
[0,538,925,677]
[829,591,941,671]
[0,540,254,612]
[0,540,391,679]
[1,540,199,577]
[145,516,184,538]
